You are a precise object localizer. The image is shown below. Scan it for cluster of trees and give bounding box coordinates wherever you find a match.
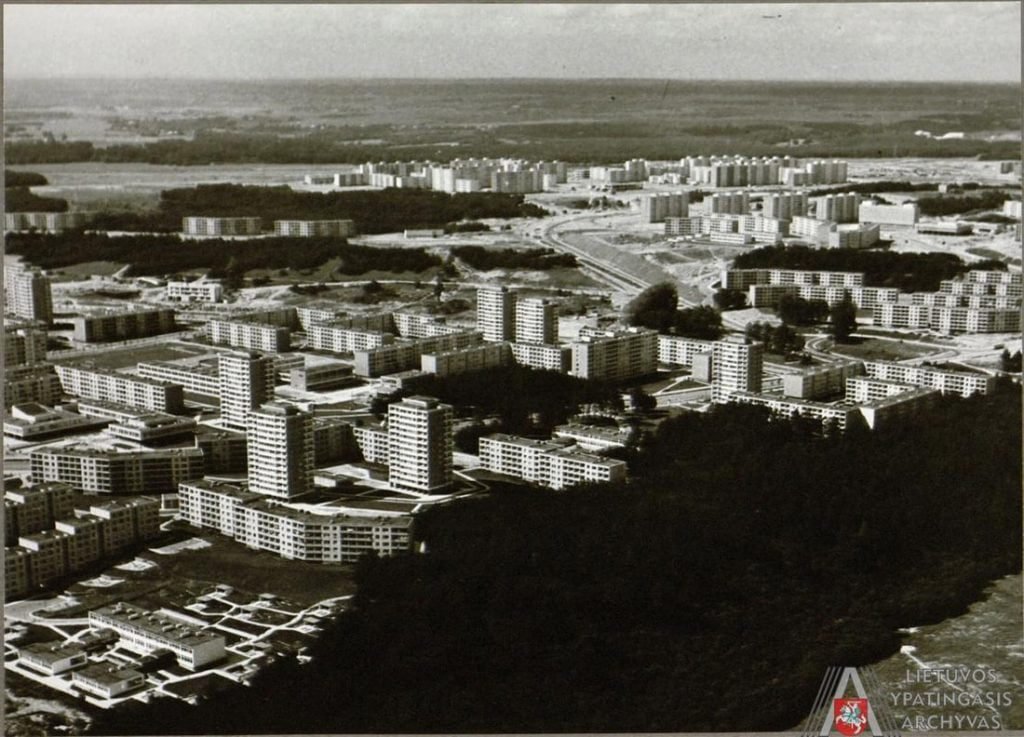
[5,170,49,187]
[90,385,1021,735]
[4,232,440,277]
[829,291,859,343]
[999,349,1022,373]
[4,169,68,213]
[443,221,491,234]
[624,283,723,339]
[379,365,623,438]
[87,184,547,234]
[733,245,1005,293]
[745,321,805,355]
[916,190,1011,217]
[805,180,938,197]
[712,288,747,310]
[452,246,577,271]
[777,294,829,326]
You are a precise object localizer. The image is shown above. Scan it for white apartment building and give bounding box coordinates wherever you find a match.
[178,480,413,563]
[762,192,808,220]
[182,217,261,237]
[657,335,714,366]
[138,358,221,396]
[387,396,453,492]
[306,324,394,354]
[509,342,572,372]
[477,287,516,342]
[5,212,86,232]
[247,403,314,498]
[571,327,658,382]
[4,266,53,324]
[862,360,994,397]
[206,319,291,353]
[166,280,223,303]
[54,364,185,413]
[70,308,177,343]
[4,324,47,367]
[353,330,482,377]
[421,342,511,377]
[30,446,204,495]
[711,337,764,403]
[478,434,626,490]
[640,192,688,223]
[273,219,356,237]
[218,352,276,431]
[515,298,558,345]
[708,191,750,215]
[811,193,860,223]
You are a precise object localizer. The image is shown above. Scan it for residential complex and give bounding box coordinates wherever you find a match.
[166,280,224,303]
[247,403,314,498]
[571,326,658,382]
[273,219,356,237]
[218,351,276,430]
[54,364,186,414]
[182,216,261,236]
[70,308,177,343]
[477,286,517,342]
[30,445,204,495]
[479,434,627,490]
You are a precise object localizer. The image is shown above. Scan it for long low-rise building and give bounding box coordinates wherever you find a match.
[421,342,511,377]
[353,330,483,377]
[206,320,291,353]
[77,399,197,445]
[5,211,87,232]
[3,403,111,441]
[178,480,413,563]
[572,326,658,382]
[137,358,221,397]
[55,364,185,413]
[478,433,627,490]
[166,280,223,303]
[182,216,261,237]
[658,335,714,366]
[89,602,226,670]
[509,342,572,373]
[70,309,177,343]
[722,268,864,291]
[289,363,359,392]
[30,445,204,495]
[862,360,994,397]
[306,324,394,354]
[274,219,356,237]
[872,303,1021,334]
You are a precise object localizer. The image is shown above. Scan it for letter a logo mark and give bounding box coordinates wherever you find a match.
[799,666,900,737]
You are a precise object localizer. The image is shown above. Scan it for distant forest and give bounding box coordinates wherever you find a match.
[733,245,1005,293]
[89,384,1022,734]
[86,184,547,234]
[4,169,68,212]
[4,232,441,277]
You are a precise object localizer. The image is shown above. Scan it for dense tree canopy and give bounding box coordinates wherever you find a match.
[451,246,577,271]
[4,232,441,277]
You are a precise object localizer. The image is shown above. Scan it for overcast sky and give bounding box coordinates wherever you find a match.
[4,3,1020,82]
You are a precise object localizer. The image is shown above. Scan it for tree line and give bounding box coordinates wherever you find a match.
[452,246,577,271]
[4,232,441,277]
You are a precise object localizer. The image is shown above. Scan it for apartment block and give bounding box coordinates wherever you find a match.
[247,403,314,498]
[4,323,48,366]
[30,446,204,495]
[77,400,197,445]
[762,192,808,220]
[515,298,558,345]
[728,391,855,429]
[206,319,291,353]
[5,365,63,407]
[708,191,750,215]
[5,484,75,545]
[711,337,764,403]
[827,223,880,250]
[478,434,626,490]
[166,280,223,303]
[182,216,261,236]
[571,327,658,382]
[137,358,221,396]
[509,342,572,372]
[781,360,865,400]
[54,364,185,413]
[5,211,86,232]
[195,429,249,474]
[218,352,278,431]
[70,308,177,343]
[178,480,413,563]
[3,403,111,441]
[388,396,453,492]
[306,324,394,354]
[421,342,511,377]
[4,266,53,324]
[289,363,358,392]
[353,423,391,465]
[353,330,482,377]
[811,193,860,222]
[639,192,688,223]
[658,335,715,366]
[273,219,356,237]
[722,268,864,291]
[477,286,516,342]
[862,361,994,397]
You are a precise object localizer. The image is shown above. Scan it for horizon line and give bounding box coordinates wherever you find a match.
[5,75,1020,85]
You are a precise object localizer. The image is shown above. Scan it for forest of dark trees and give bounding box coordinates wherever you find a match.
[5,169,50,187]
[89,383,1021,735]
[451,245,577,271]
[733,245,1005,293]
[4,169,68,212]
[624,282,724,339]
[87,184,547,234]
[915,189,1011,216]
[4,232,441,277]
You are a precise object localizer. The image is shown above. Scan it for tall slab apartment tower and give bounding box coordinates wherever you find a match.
[246,403,314,498]
[477,286,516,342]
[388,396,453,492]
[218,351,276,430]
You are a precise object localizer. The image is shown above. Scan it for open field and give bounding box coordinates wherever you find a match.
[830,337,943,362]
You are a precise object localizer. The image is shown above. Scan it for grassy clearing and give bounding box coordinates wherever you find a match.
[831,337,941,361]
[54,341,212,369]
[50,261,125,279]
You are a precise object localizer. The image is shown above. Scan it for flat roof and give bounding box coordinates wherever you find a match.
[91,602,223,647]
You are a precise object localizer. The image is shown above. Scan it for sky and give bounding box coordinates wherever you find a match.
[4,3,1021,82]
